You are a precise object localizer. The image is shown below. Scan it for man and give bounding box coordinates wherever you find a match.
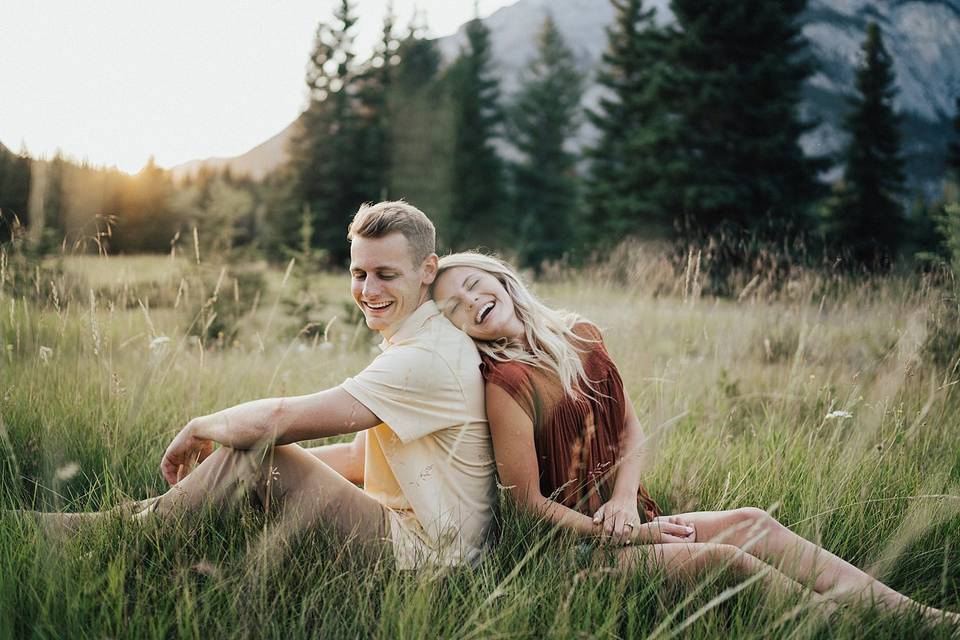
[41,201,497,570]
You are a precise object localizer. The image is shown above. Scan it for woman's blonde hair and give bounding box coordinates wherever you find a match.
[434,251,596,398]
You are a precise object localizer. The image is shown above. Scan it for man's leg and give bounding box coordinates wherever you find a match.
[136,444,392,560]
[21,444,392,564]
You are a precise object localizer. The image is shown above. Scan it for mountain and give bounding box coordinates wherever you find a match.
[169,119,297,182]
[171,0,960,193]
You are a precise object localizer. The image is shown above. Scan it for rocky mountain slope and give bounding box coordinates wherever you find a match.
[172,0,960,192]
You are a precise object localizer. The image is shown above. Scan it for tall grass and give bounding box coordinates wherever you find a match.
[2,244,960,638]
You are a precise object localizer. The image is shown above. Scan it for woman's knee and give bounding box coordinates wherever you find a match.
[730,507,780,534]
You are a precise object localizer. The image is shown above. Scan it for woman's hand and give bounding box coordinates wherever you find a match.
[160,419,215,485]
[593,495,644,546]
[634,516,696,544]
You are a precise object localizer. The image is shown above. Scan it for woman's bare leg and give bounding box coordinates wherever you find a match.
[619,542,836,617]
[671,508,958,624]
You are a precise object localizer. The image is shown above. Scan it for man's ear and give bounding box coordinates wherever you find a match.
[421,253,439,285]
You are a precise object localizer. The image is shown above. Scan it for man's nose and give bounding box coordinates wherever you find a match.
[363,278,381,298]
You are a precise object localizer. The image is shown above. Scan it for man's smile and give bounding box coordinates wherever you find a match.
[364,300,394,312]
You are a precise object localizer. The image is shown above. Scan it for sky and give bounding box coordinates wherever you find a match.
[0,1,514,174]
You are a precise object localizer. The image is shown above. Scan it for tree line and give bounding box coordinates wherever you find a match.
[3,0,960,273]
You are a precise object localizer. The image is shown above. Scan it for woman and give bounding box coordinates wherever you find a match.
[431,251,958,625]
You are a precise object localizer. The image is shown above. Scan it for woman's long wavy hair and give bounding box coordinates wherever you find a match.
[434,252,596,399]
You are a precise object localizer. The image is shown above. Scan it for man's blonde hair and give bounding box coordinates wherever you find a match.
[347,200,436,265]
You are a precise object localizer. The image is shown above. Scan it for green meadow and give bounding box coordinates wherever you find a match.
[2,249,960,639]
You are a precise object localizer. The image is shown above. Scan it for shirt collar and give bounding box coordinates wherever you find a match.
[378,300,440,351]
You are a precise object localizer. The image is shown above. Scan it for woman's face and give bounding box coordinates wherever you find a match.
[433,266,525,342]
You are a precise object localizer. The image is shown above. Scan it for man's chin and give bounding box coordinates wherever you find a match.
[363,316,389,333]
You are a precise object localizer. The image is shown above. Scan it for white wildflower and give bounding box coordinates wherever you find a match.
[825,410,853,420]
[38,346,53,363]
[149,336,171,353]
[55,462,80,482]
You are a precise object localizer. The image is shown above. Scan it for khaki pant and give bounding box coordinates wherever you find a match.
[134,444,393,565]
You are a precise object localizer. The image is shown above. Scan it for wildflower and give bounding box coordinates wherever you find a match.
[55,462,80,482]
[38,346,53,363]
[825,410,853,420]
[149,336,171,353]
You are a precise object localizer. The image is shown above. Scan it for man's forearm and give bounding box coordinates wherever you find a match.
[188,388,378,450]
[190,397,286,450]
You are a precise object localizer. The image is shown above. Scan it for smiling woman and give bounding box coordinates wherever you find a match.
[430,250,960,631]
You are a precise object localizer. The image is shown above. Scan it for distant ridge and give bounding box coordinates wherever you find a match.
[169,119,297,182]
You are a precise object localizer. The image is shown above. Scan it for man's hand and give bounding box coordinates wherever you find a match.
[160,419,215,485]
[593,495,644,546]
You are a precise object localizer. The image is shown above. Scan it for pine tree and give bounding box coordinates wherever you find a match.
[289,0,369,264]
[585,0,674,241]
[509,15,584,269]
[668,0,823,236]
[446,15,506,250]
[358,3,400,202]
[948,96,960,185]
[38,152,66,251]
[0,143,32,241]
[826,22,906,265]
[388,15,455,238]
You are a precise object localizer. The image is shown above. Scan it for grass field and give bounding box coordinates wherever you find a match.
[2,249,960,638]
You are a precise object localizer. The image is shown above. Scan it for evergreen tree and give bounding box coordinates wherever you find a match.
[110,157,180,253]
[509,15,584,269]
[826,22,906,265]
[948,96,960,185]
[358,3,400,201]
[388,16,455,239]
[446,15,506,250]
[585,0,674,241]
[45,152,65,239]
[668,0,823,236]
[289,0,369,264]
[0,143,32,242]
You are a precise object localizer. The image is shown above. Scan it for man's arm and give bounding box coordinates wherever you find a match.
[306,431,366,484]
[160,386,378,485]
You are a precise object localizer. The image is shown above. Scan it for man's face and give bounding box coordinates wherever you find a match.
[350,232,436,338]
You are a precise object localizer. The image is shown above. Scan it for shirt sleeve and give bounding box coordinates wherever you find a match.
[340,344,467,444]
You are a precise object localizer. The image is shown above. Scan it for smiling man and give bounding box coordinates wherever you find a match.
[29,201,497,570]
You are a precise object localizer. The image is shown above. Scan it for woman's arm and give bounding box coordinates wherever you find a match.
[487,382,691,544]
[485,382,598,536]
[593,392,648,543]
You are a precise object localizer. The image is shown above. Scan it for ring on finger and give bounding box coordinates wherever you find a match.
[624,522,635,530]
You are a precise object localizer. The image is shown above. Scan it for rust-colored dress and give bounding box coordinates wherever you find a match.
[481,322,661,521]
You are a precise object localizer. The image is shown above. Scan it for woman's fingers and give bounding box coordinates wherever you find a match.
[592,505,605,526]
[613,512,629,545]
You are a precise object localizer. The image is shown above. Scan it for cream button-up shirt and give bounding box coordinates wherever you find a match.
[341,301,497,569]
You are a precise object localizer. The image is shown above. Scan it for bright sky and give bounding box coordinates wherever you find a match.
[0,1,514,174]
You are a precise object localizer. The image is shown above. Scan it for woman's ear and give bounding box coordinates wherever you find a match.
[421,253,439,285]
